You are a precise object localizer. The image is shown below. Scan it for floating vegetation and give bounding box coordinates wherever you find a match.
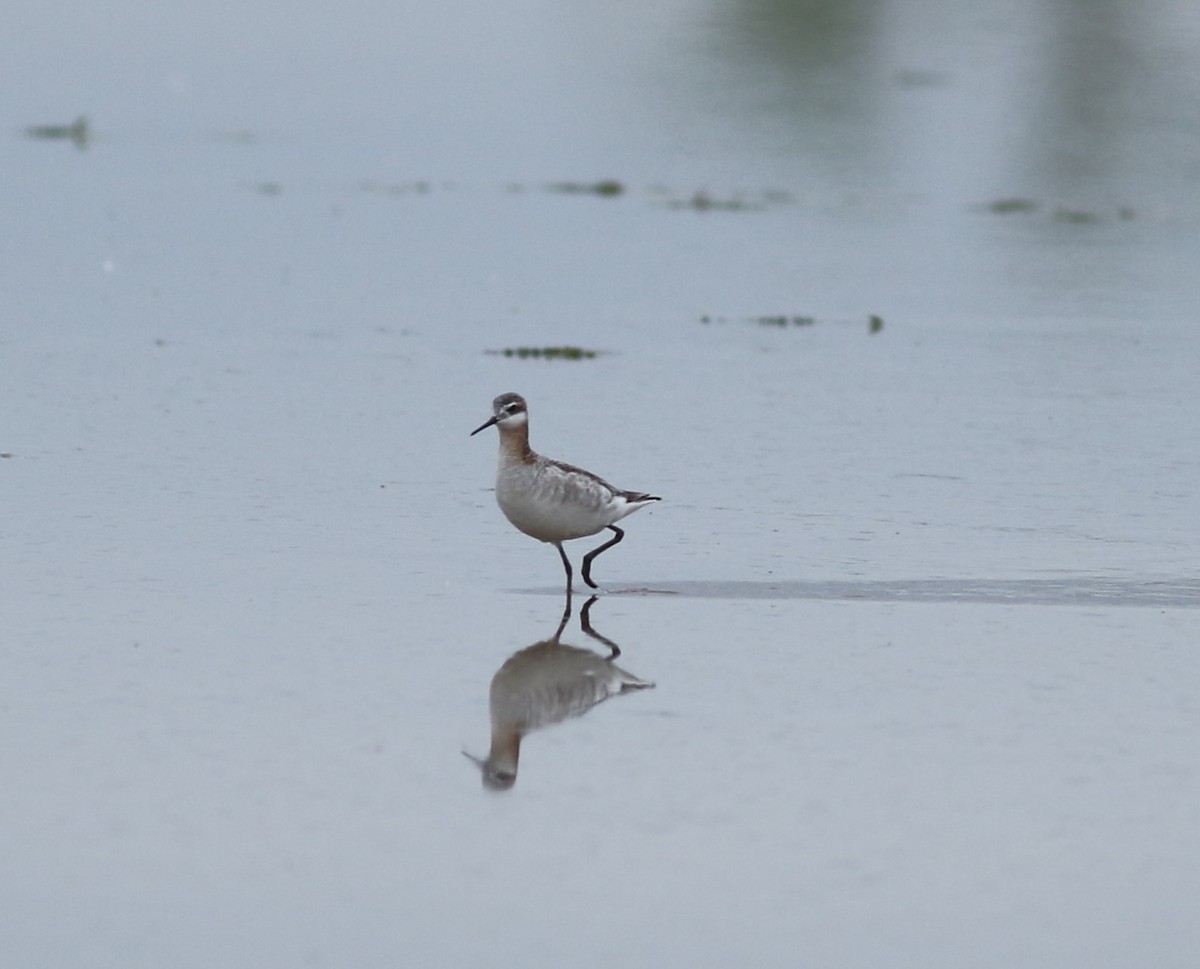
[984,197,1039,214]
[487,346,601,360]
[25,115,88,149]
[359,179,436,197]
[253,182,283,196]
[664,190,765,212]
[350,178,799,213]
[1052,207,1101,224]
[545,180,625,197]
[700,313,884,333]
[976,198,1134,224]
[754,315,815,327]
[659,187,795,212]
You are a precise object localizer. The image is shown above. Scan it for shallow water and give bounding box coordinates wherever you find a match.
[524,577,1200,607]
[4,0,1200,966]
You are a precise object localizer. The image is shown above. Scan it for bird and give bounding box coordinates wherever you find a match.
[470,392,660,592]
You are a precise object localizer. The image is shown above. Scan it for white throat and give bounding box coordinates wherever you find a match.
[497,411,528,431]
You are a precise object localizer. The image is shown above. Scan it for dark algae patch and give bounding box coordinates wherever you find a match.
[25,115,89,149]
[983,197,1040,214]
[350,178,802,213]
[1052,208,1101,224]
[360,179,437,196]
[700,314,884,333]
[754,315,816,327]
[487,346,601,360]
[664,190,769,212]
[545,180,625,197]
[974,197,1135,223]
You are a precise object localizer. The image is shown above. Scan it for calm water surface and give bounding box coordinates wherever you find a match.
[3,1,1199,966]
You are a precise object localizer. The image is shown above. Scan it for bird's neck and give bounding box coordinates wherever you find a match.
[498,425,534,464]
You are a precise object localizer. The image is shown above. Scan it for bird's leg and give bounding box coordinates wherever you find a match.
[555,542,574,595]
[581,525,625,590]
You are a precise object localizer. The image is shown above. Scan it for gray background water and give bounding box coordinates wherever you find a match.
[4,1,1199,966]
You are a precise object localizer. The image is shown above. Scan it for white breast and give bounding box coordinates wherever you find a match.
[495,460,618,542]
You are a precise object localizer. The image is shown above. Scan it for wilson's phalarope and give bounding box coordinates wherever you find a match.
[471,392,660,592]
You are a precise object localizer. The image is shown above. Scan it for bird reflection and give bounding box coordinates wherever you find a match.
[464,595,654,790]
